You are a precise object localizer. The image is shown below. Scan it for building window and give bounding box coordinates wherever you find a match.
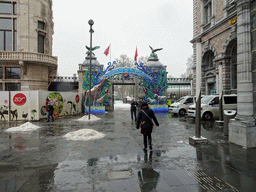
[0,2,17,51]
[38,35,44,53]
[37,21,46,54]
[5,83,21,91]
[0,83,2,91]
[5,67,21,79]
[203,51,214,68]
[0,18,17,51]
[202,0,212,24]
[0,2,17,15]
[226,0,237,15]
[38,21,45,30]
[228,0,236,6]
[0,67,2,79]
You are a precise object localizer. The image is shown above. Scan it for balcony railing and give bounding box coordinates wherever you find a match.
[0,51,58,65]
[49,76,78,82]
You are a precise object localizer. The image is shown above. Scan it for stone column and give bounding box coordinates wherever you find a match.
[251,0,256,120]
[218,63,223,121]
[236,1,253,118]
[229,0,256,148]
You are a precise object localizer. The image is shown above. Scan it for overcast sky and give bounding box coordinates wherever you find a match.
[52,0,193,77]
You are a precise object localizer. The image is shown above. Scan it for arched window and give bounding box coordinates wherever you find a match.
[203,51,214,68]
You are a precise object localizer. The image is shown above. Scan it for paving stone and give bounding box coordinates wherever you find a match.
[171,168,198,185]
[108,178,140,192]
[161,170,183,186]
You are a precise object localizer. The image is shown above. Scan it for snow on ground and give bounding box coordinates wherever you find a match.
[114,101,130,110]
[63,129,105,141]
[77,114,101,121]
[5,122,40,132]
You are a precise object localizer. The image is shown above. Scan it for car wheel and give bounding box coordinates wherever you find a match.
[179,109,186,116]
[203,112,213,120]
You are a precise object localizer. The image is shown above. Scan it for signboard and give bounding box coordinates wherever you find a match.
[101,68,153,81]
[75,94,80,103]
[13,93,27,106]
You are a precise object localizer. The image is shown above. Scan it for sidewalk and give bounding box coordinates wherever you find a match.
[0,108,256,191]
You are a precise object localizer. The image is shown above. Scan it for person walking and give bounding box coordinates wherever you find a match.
[130,99,138,121]
[137,99,143,112]
[46,98,50,122]
[167,98,172,107]
[136,101,159,151]
[47,102,54,122]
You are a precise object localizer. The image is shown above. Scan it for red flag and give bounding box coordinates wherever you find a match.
[104,45,110,56]
[134,47,138,62]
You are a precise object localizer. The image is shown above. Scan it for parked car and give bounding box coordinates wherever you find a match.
[187,94,237,120]
[169,95,195,116]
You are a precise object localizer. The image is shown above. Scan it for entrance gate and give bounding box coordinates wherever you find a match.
[83,61,169,114]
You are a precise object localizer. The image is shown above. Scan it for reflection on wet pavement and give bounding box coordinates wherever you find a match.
[138,151,160,191]
[0,110,256,191]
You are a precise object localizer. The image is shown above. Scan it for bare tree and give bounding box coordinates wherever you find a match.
[115,55,133,68]
[181,55,194,78]
[138,56,149,64]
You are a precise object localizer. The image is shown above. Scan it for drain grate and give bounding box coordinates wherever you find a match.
[108,170,134,180]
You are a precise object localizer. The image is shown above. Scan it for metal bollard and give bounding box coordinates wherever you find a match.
[223,110,237,136]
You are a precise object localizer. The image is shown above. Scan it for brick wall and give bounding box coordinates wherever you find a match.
[215,0,224,22]
[195,0,201,36]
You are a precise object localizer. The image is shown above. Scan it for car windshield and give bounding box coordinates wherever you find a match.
[201,96,214,104]
[175,97,186,103]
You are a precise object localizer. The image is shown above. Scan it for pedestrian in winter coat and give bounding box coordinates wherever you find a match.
[130,99,138,121]
[47,102,54,122]
[46,98,50,121]
[136,101,159,151]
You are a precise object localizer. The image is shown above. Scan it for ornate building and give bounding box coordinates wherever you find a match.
[191,0,256,148]
[0,0,57,91]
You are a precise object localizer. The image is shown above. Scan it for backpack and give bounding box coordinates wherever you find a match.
[48,105,54,112]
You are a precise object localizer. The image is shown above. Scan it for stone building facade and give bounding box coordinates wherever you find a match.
[191,0,256,148]
[0,0,57,91]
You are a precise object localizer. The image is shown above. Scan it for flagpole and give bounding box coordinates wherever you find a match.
[110,44,111,62]
[136,46,137,62]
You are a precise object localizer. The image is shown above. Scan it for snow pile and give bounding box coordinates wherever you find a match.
[114,101,130,110]
[63,129,105,141]
[77,114,101,121]
[5,122,40,132]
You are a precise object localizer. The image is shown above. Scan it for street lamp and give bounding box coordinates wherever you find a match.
[88,19,94,120]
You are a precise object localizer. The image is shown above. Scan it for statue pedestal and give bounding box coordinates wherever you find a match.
[229,118,256,148]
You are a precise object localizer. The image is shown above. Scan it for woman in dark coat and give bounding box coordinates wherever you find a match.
[136,101,159,151]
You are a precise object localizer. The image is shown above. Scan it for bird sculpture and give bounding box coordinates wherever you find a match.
[85,46,100,57]
[149,45,163,59]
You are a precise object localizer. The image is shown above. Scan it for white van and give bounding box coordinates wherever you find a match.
[169,95,195,116]
[187,94,237,120]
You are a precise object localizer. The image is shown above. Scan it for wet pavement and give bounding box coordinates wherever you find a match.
[0,108,256,192]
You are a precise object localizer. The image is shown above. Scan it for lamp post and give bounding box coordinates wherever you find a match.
[88,19,94,120]
[189,38,207,145]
